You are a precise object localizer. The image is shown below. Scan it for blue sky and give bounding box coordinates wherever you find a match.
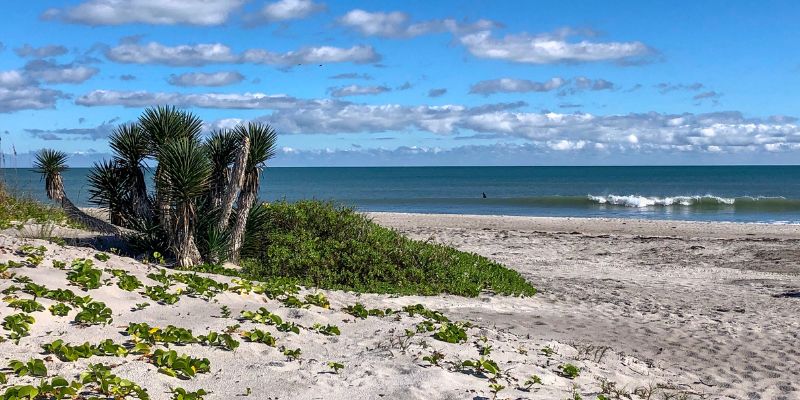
[1,0,799,166]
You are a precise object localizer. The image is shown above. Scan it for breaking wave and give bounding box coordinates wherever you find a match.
[587,194,799,209]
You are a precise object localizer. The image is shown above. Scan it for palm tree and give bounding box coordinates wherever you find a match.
[35,106,277,268]
[156,137,211,267]
[228,122,277,263]
[34,149,119,234]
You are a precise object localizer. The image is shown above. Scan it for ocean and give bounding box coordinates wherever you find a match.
[2,166,799,224]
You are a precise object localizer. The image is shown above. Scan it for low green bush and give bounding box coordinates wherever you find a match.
[240,201,536,297]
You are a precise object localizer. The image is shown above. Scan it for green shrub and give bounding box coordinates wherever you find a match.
[240,201,536,297]
[0,182,72,229]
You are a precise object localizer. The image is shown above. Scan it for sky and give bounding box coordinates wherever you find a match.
[0,0,799,167]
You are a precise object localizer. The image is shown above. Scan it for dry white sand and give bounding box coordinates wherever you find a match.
[370,213,800,400]
[2,213,798,399]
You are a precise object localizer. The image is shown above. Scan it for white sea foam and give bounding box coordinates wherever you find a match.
[587,194,736,208]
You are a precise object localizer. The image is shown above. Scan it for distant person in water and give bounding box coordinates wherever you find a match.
[482,192,487,198]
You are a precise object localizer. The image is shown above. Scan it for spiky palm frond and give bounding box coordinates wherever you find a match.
[156,137,211,267]
[156,138,211,203]
[234,122,277,172]
[109,123,148,168]
[33,149,69,201]
[109,123,153,221]
[139,105,203,153]
[87,160,131,225]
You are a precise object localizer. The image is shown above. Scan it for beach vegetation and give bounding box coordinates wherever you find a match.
[461,356,500,376]
[327,361,344,374]
[522,374,543,390]
[557,363,581,379]
[66,258,103,291]
[0,181,72,229]
[2,313,34,343]
[433,322,468,343]
[151,349,211,379]
[242,328,276,346]
[80,363,150,399]
[74,301,113,326]
[311,323,341,336]
[422,351,445,366]
[239,200,536,297]
[49,303,72,316]
[8,358,47,377]
[6,298,44,313]
[171,387,208,400]
[281,347,301,361]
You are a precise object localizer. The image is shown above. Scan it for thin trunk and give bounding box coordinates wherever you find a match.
[174,202,201,267]
[131,167,153,221]
[61,194,120,235]
[218,135,250,228]
[228,171,258,264]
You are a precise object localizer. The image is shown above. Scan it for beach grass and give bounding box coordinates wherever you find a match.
[239,200,536,297]
[0,182,72,229]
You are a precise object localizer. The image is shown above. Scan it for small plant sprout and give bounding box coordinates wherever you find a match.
[171,388,208,400]
[489,382,505,400]
[219,305,231,318]
[281,347,302,361]
[132,302,151,311]
[433,322,468,343]
[52,260,67,269]
[151,349,211,379]
[311,323,341,336]
[422,351,445,366]
[557,364,581,379]
[462,357,500,376]
[94,252,110,262]
[152,251,166,265]
[242,329,276,346]
[541,346,555,357]
[522,374,543,390]
[327,361,344,374]
[304,292,330,309]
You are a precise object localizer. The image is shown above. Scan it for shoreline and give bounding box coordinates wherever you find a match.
[367,211,800,239]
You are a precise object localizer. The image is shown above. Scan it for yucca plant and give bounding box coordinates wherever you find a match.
[35,106,277,267]
[34,150,119,234]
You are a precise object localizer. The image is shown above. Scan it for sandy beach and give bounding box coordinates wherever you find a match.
[1,214,798,399]
[370,213,800,399]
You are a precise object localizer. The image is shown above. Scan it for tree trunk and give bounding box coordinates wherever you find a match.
[228,172,258,264]
[60,196,120,235]
[173,202,202,268]
[218,135,250,229]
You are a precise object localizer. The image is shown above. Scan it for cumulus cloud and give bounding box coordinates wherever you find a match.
[241,45,379,66]
[428,88,447,97]
[168,71,244,87]
[25,119,118,140]
[106,39,380,67]
[253,0,325,23]
[329,72,373,80]
[14,44,69,58]
[469,77,566,95]
[459,29,654,64]
[338,9,498,38]
[76,90,303,109]
[42,0,246,26]
[23,60,99,84]
[328,84,390,97]
[558,77,615,96]
[693,90,722,104]
[0,72,69,112]
[73,88,800,154]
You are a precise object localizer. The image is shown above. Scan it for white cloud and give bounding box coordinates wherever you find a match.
[73,89,800,154]
[14,44,69,58]
[106,39,379,67]
[0,75,68,113]
[338,9,498,38]
[42,0,246,26]
[655,82,704,93]
[256,0,325,22]
[459,29,653,64]
[23,60,99,84]
[241,45,379,66]
[0,70,31,88]
[328,84,390,97]
[168,71,244,87]
[106,42,238,66]
[329,72,372,80]
[470,77,566,95]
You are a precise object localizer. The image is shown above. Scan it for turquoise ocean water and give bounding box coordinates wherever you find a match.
[2,166,799,224]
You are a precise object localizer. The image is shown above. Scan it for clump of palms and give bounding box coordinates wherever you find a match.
[35,106,276,267]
